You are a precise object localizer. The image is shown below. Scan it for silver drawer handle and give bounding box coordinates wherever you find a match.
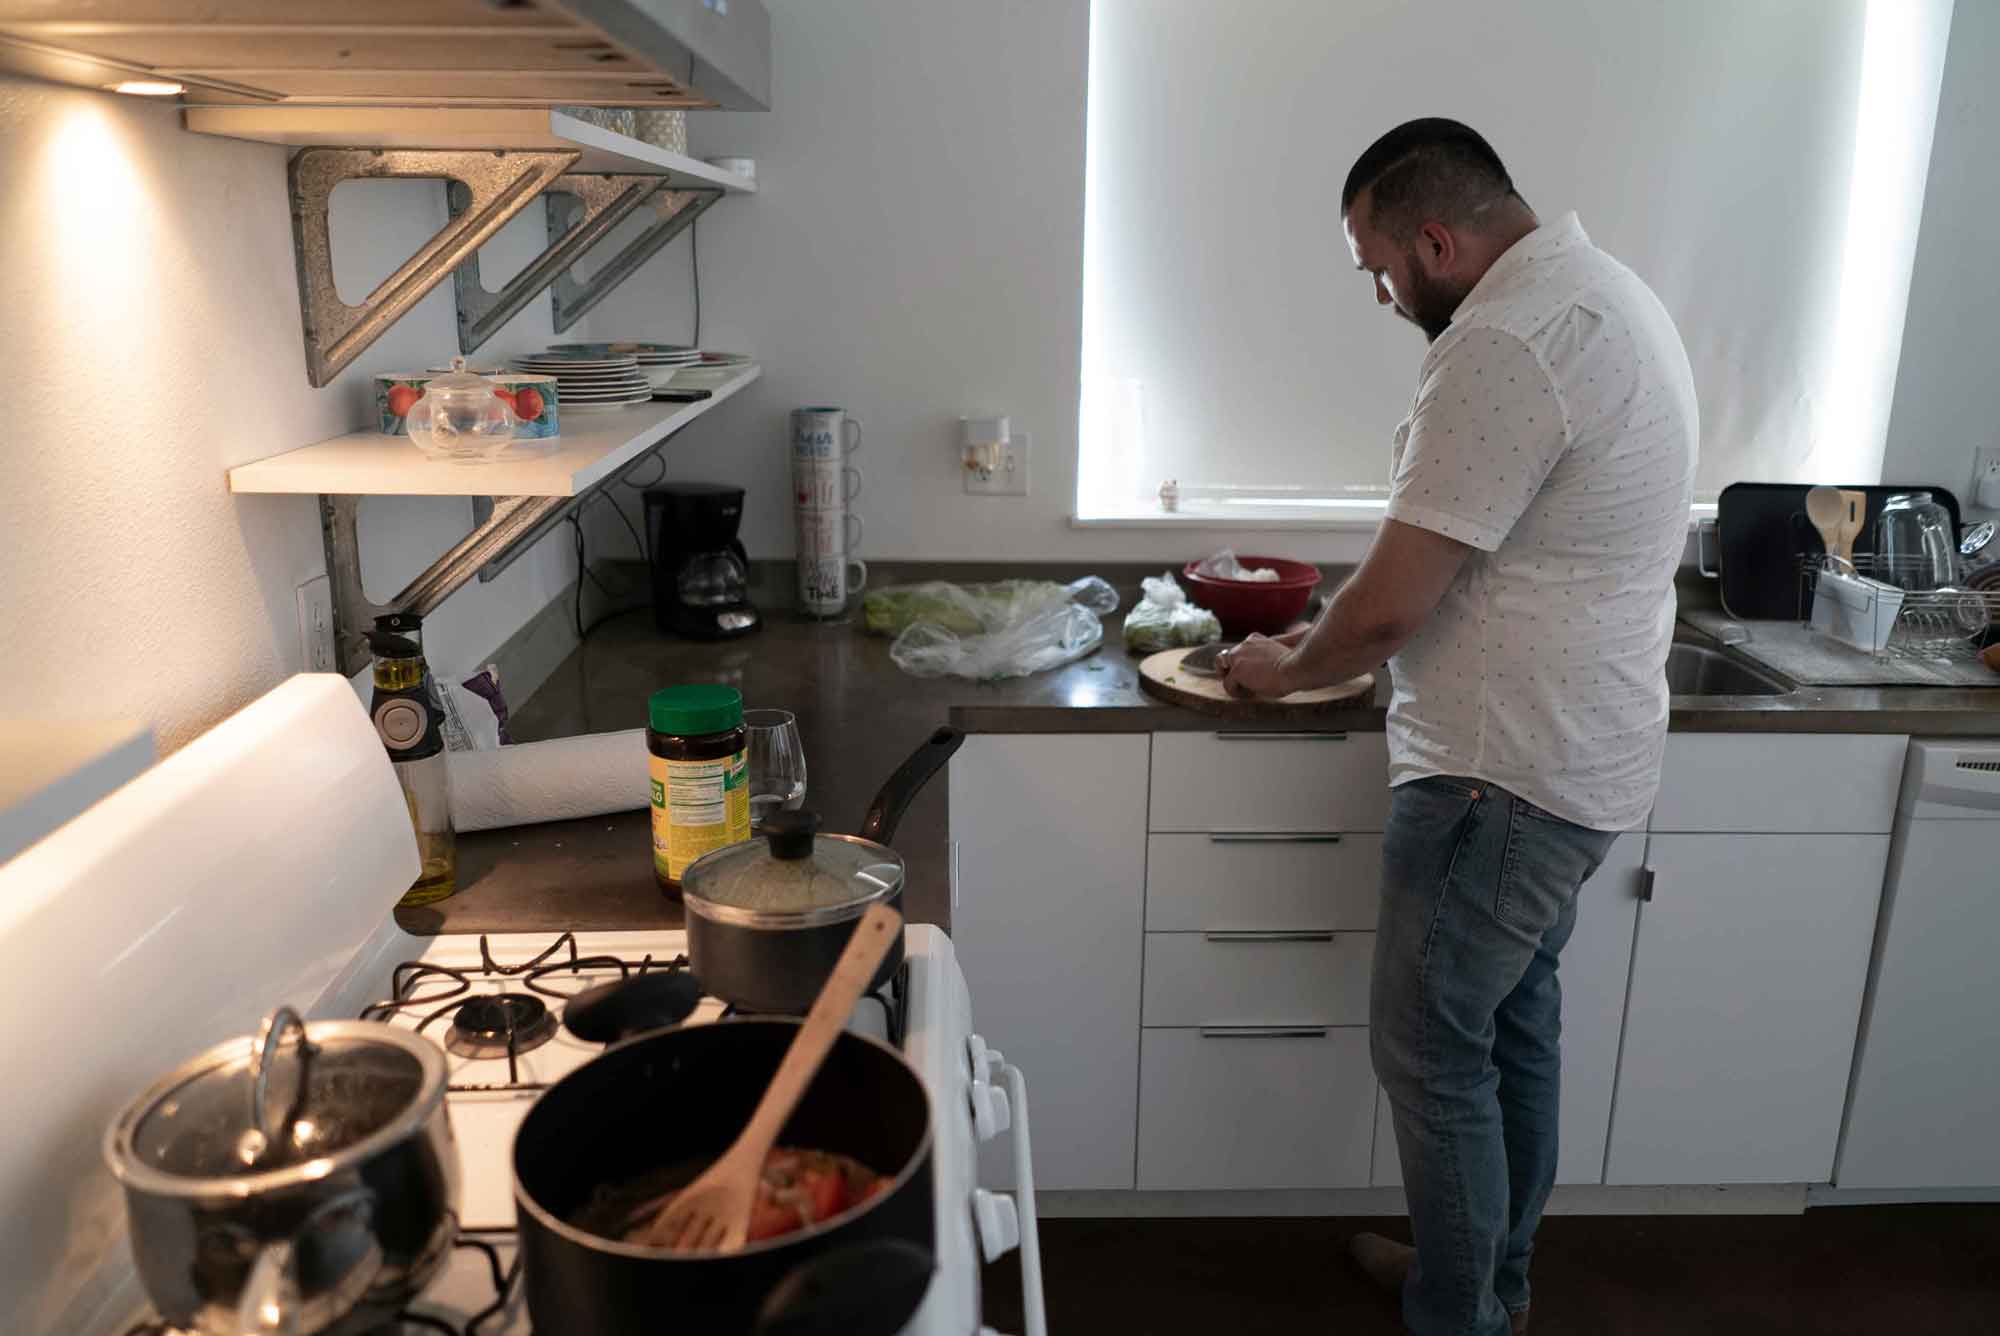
[1208,833,1344,844]
[1199,1025,1331,1039]
[1215,731,1348,742]
[1202,930,1337,943]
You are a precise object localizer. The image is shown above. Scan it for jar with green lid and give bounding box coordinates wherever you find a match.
[647,685,751,897]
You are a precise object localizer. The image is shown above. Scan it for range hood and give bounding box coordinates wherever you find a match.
[0,0,770,110]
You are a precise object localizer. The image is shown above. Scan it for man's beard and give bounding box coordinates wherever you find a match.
[1393,258,1468,343]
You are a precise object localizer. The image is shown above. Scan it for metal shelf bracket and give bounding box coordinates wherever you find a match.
[548,185,723,331]
[320,492,571,675]
[288,147,580,388]
[448,172,672,355]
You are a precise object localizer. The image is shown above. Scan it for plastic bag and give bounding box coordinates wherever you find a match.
[1194,547,1280,582]
[888,576,1119,680]
[864,579,1082,637]
[1123,572,1222,653]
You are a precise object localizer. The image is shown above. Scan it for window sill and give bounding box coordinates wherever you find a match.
[1071,502,1719,532]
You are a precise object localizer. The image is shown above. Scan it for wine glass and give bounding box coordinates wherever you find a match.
[744,709,807,832]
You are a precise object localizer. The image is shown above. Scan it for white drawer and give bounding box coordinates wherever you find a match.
[1149,731,1390,832]
[1143,931,1372,1027]
[1138,1026,1376,1189]
[1650,734,1907,834]
[1146,833,1382,932]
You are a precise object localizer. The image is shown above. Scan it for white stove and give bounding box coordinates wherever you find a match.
[2,678,1042,1336]
[208,919,1040,1336]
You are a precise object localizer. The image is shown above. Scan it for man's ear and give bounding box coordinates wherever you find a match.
[1416,221,1456,271]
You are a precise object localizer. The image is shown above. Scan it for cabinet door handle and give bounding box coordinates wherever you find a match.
[1215,731,1348,742]
[1199,1025,1331,1039]
[1639,865,1657,902]
[949,839,961,911]
[1208,833,1344,844]
[1202,930,1337,944]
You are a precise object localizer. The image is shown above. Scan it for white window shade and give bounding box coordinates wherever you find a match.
[1078,0,1955,520]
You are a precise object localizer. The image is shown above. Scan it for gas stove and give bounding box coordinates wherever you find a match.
[116,921,1040,1336]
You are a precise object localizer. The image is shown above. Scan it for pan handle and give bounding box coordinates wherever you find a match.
[858,726,965,845]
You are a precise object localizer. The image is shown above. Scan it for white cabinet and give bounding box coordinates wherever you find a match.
[1140,1027,1376,1189]
[1144,833,1382,932]
[1651,734,1907,834]
[1604,832,1890,1185]
[1149,731,1391,832]
[1372,833,1645,1187]
[949,734,1150,1190]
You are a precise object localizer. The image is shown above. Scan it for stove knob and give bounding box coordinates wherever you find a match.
[970,1188,1020,1263]
[966,1032,1003,1084]
[969,1077,1012,1142]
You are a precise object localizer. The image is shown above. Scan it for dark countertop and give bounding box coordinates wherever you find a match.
[399,584,1999,939]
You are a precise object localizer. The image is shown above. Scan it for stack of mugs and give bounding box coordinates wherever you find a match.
[789,407,868,618]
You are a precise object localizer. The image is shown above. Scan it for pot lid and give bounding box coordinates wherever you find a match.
[682,811,904,926]
[109,1011,445,1191]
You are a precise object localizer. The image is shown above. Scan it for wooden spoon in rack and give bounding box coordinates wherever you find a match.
[630,902,904,1253]
[1835,489,1869,563]
[1806,487,1846,559]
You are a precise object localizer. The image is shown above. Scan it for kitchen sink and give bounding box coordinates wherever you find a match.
[1666,643,1791,697]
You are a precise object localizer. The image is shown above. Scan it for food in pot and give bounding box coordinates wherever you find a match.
[615,1147,889,1246]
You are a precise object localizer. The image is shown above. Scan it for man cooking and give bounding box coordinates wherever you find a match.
[1222,119,1697,1336]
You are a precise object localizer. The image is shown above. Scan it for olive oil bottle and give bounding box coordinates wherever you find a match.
[367,613,456,907]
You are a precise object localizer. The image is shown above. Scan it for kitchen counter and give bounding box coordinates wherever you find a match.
[398,582,2000,939]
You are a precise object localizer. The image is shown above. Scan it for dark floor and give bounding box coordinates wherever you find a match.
[981,1207,2000,1334]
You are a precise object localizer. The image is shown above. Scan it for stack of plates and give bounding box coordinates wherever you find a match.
[553,342,702,391]
[511,350,652,411]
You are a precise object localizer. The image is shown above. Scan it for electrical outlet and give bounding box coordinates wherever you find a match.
[964,431,1030,496]
[1975,446,2000,510]
[296,575,336,672]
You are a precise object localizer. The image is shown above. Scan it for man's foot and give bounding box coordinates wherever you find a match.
[1347,1231,1415,1295]
[1348,1234,1531,1334]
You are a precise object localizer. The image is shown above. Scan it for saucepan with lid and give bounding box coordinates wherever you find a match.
[103,1006,459,1335]
[680,726,962,1015]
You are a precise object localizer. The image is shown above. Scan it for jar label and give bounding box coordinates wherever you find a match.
[651,750,749,881]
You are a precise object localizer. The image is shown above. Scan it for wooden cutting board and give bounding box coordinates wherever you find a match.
[1138,647,1374,719]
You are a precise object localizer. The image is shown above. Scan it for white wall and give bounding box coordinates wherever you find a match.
[0,76,580,754]
[1883,0,1999,520]
[583,0,1300,567]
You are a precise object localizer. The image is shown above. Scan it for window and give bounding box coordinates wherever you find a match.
[1077,0,1954,523]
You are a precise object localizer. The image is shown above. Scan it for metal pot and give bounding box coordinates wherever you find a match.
[104,1007,459,1335]
[682,726,963,1014]
[514,1017,935,1335]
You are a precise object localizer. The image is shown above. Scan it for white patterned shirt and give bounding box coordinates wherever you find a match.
[1384,213,1698,831]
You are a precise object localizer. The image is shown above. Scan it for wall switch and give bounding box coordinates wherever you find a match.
[296,575,336,672]
[1975,446,2000,510]
[964,431,1030,496]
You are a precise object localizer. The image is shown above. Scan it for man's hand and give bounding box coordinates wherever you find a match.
[1220,633,1296,699]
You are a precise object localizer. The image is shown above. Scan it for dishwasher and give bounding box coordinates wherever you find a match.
[1834,739,2000,1191]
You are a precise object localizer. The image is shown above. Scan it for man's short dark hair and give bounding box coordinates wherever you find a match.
[1341,118,1521,239]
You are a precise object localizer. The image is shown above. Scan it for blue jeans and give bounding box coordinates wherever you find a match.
[1372,776,1618,1336]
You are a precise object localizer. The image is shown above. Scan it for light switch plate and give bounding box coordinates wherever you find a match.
[964,431,1030,496]
[1974,445,2000,509]
[296,574,336,672]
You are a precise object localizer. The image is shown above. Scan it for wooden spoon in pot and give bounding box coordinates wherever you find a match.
[632,902,904,1253]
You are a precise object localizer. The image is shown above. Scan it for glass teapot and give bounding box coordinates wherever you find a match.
[406,357,514,463]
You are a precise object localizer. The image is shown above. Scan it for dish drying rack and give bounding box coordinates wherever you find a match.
[1798,555,2000,660]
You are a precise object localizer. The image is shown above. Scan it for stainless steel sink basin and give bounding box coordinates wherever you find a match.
[1666,643,1791,697]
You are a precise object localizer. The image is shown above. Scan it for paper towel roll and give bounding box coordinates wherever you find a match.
[448,729,650,832]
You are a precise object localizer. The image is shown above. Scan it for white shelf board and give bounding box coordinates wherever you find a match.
[228,365,760,498]
[0,719,154,866]
[183,107,757,192]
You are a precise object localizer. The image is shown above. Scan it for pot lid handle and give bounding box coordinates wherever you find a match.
[764,809,820,860]
[248,1006,314,1154]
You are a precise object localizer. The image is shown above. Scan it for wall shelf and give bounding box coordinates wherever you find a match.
[229,365,760,499]
[184,108,757,193]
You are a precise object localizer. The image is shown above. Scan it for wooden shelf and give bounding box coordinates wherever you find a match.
[183,107,757,192]
[228,365,760,498]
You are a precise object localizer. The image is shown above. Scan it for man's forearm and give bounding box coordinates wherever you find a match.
[1276,590,1409,692]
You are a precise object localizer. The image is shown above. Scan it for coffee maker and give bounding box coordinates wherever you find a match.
[645,483,760,639]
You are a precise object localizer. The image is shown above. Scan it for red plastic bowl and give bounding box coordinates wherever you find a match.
[1181,556,1322,638]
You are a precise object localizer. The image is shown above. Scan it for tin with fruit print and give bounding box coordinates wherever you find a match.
[375,371,559,439]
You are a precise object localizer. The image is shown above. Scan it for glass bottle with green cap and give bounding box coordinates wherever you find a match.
[647,684,751,897]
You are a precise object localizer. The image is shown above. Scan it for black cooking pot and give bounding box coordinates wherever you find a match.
[514,1018,935,1335]
[681,727,963,1015]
